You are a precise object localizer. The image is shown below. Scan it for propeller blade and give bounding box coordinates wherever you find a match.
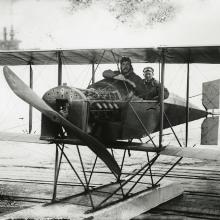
[3,66,121,176]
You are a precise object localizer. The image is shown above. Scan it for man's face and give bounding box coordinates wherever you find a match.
[121,61,131,75]
[144,70,153,81]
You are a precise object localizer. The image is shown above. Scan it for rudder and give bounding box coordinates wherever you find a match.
[201,79,220,145]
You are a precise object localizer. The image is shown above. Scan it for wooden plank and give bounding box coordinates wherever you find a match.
[1,181,183,220]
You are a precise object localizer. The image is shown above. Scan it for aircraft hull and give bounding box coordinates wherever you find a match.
[93,100,207,141]
[40,79,207,143]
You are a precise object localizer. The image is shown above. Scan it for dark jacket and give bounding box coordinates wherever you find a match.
[143,78,169,100]
[103,69,146,98]
[124,71,147,98]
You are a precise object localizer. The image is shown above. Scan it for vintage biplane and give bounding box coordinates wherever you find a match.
[1,46,220,219]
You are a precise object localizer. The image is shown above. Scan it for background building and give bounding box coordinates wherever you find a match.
[0,26,20,50]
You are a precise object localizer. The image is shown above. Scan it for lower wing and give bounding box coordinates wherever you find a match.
[108,141,220,161]
[1,133,220,162]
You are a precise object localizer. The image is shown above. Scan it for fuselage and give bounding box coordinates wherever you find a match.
[41,78,207,143]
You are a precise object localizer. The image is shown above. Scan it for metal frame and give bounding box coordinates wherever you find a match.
[92,62,95,84]
[58,51,62,86]
[151,55,192,185]
[29,63,33,134]
[76,145,94,208]
[186,61,190,147]
[159,49,165,148]
[48,49,191,211]
[88,50,106,86]
[50,136,188,213]
[158,49,189,148]
[50,142,163,211]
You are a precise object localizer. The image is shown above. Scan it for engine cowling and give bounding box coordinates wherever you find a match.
[40,85,88,140]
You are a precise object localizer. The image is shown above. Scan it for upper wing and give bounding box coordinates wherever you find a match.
[1,46,220,65]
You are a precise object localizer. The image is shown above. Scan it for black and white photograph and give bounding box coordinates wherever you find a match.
[0,0,220,219]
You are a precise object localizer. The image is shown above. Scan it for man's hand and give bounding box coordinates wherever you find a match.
[125,91,134,101]
[125,79,136,88]
[114,74,136,87]
[152,96,159,101]
[103,70,118,78]
[114,74,126,81]
[127,91,134,98]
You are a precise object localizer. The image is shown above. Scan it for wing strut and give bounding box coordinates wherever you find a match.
[185,61,190,147]
[57,51,62,86]
[29,64,33,134]
[159,49,165,148]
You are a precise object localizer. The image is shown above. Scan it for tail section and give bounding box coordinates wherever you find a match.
[202,79,220,110]
[201,79,220,145]
[201,116,219,145]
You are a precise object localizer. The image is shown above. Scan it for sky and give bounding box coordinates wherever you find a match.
[0,0,220,144]
[1,0,220,48]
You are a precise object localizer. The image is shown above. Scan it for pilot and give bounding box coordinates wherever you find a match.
[142,67,169,100]
[103,56,146,99]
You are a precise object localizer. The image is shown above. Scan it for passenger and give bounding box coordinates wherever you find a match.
[103,57,146,99]
[143,67,169,100]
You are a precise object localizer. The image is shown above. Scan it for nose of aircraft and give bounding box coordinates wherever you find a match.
[42,85,88,132]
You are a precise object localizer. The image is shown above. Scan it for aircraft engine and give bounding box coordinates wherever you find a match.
[40,85,88,140]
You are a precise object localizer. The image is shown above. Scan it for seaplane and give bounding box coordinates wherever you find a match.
[1,46,220,219]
